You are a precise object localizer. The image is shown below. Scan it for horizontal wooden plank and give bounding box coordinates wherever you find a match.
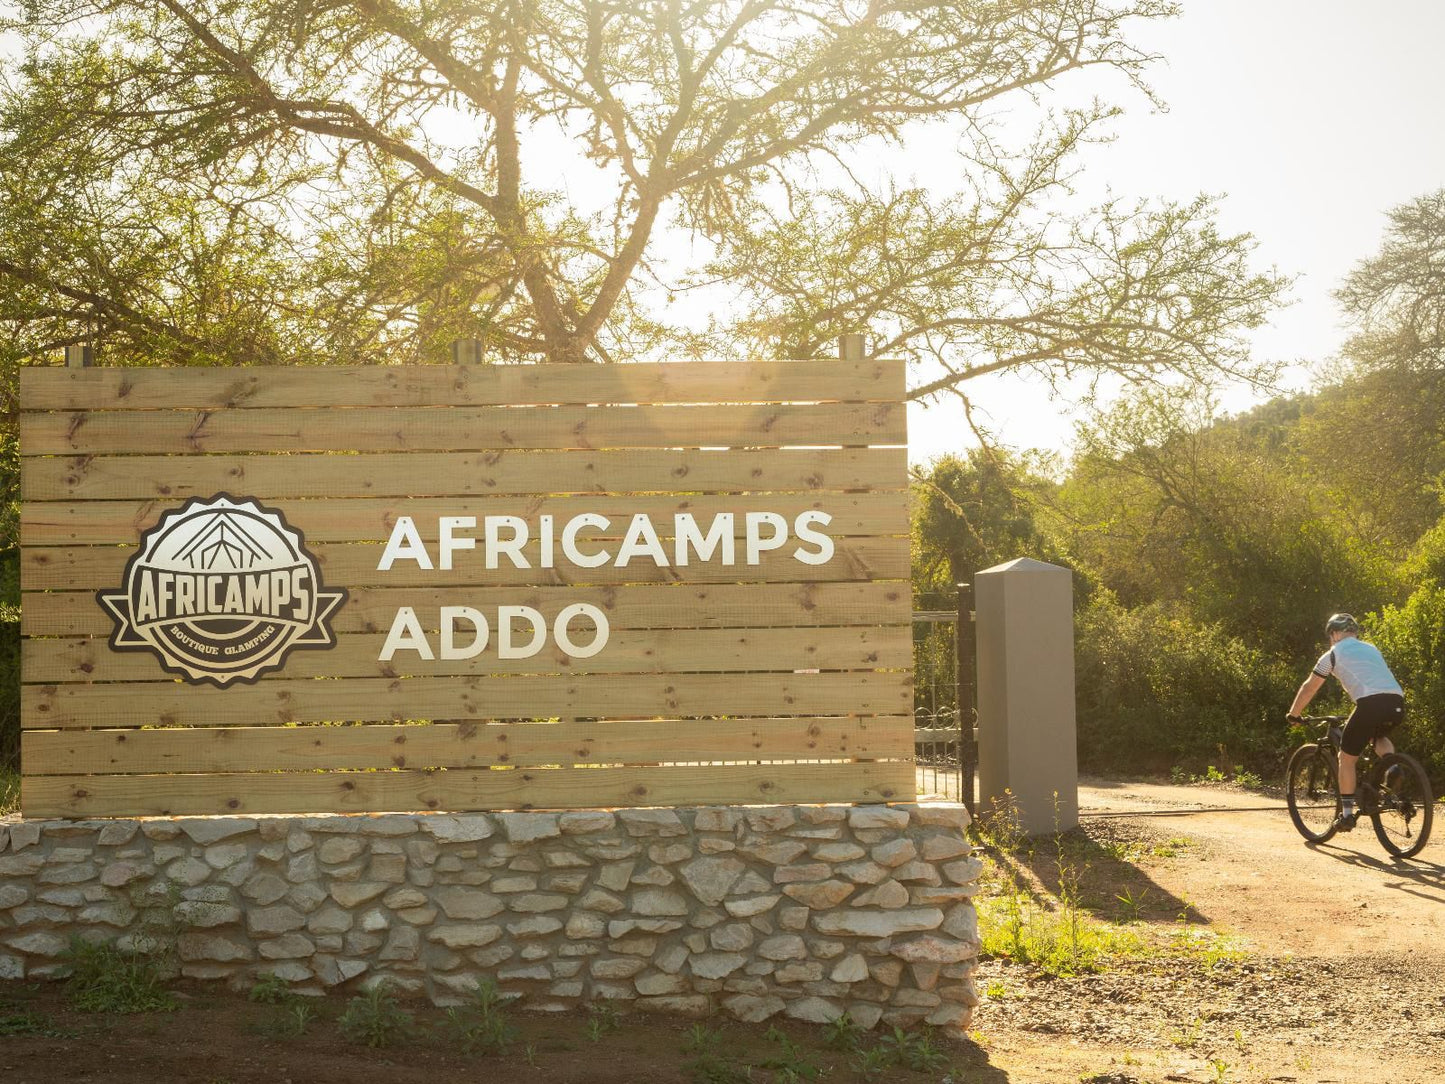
[20,402,905,456]
[22,447,906,502]
[23,626,913,684]
[22,492,909,546]
[22,717,914,775]
[21,581,910,637]
[20,761,916,818]
[20,360,906,411]
[20,536,907,591]
[23,670,914,729]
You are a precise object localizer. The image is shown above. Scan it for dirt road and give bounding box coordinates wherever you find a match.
[969,779,1445,1084]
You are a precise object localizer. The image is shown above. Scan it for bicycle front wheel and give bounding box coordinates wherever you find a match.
[1286,743,1340,843]
[1370,752,1434,859]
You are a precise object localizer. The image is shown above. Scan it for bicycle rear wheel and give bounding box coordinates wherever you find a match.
[1286,743,1340,843]
[1370,752,1434,859]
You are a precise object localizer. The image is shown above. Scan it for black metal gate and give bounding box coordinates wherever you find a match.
[912,584,975,811]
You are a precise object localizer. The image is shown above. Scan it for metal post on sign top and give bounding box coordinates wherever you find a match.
[65,344,94,368]
[837,333,867,361]
[955,581,977,815]
[451,338,483,365]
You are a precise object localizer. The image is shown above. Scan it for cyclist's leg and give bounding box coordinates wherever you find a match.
[1337,750,1359,796]
[1372,693,1404,763]
[1338,705,1371,795]
[1336,705,1372,824]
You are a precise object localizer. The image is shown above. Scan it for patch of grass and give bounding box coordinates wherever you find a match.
[1099,837,1147,864]
[979,893,1147,976]
[685,1049,752,1084]
[246,971,317,1037]
[1232,766,1264,789]
[585,1000,623,1043]
[0,1006,73,1037]
[682,1022,722,1054]
[875,1026,950,1073]
[1114,885,1151,923]
[338,981,414,1049]
[1167,1014,1204,1049]
[821,1011,865,1052]
[258,1001,315,1040]
[853,1044,892,1080]
[1151,837,1192,859]
[1168,927,1247,968]
[62,937,178,1014]
[0,767,17,817]
[759,1029,822,1082]
[247,972,297,1005]
[441,979,515,1056]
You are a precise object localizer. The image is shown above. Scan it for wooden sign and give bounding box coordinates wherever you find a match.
[18,361,914,817]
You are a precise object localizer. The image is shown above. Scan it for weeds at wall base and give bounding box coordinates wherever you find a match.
[61,938,179,1015]
[337,981,416,1049]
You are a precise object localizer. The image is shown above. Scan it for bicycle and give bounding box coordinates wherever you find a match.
[1285,715,1434,859]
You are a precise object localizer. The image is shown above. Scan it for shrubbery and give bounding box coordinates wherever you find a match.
[1074,592,1298,775]
[1370,583,1445,783]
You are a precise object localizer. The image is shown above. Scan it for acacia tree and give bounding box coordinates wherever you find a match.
[1293,190,1445,550]
[2,0,1283,412]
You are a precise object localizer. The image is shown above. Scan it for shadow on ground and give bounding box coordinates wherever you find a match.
[1313,841,1445,906]
[976,816,1208,927]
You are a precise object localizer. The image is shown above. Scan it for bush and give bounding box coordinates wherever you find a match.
[338,982,414,1048]
[1074,592,1297,775]
[62,938,178,1014]
[1369,584,1445,786]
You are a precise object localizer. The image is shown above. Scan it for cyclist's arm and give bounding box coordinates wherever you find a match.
[1288,673,1326,719]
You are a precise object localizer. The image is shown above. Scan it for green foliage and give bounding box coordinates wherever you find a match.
[682,1022,721,1055]
[684,1053,751,1084]
[758,1030,822,1082]
[912,450,1065,605]
[255,1001,316,1040]
[62,938,179,1014]
[1063,386,1400,661]
[875,1026,950,1073]
[247,973,296,1006]
[0,426,17,791]
[584,1001,623,1043]
[0,1006,70,1037]
[821,1012,865,1052]
[1370,584,1445,783]
[338,982,414,1049]
[441,979,515,1057]
[1074,592,1296,773]
[852,1044,893,1081]
[0,1,1283,397]
[977,892,1147,977]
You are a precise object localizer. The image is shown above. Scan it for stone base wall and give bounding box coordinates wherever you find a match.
[0,803,980,1030]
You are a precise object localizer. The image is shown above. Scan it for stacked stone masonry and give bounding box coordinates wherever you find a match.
[0,803,981,1030]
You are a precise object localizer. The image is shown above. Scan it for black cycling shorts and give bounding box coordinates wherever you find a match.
[1341,693,1404,757]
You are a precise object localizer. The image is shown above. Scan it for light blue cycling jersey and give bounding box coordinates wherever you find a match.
[1312,635,1403,701]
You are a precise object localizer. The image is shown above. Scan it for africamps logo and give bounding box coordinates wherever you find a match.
[98,494,347,686]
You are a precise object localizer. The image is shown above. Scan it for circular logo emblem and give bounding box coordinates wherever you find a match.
[97,494,347,686]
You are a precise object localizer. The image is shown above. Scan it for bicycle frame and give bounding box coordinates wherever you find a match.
[1305,716,1388,815]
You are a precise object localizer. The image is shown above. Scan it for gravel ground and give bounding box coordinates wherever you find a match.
[960,782,1445,1083]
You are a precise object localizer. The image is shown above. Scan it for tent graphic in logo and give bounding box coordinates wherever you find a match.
[97,494,347,686]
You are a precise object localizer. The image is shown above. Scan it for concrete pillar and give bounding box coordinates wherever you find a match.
[974,558,1077,835]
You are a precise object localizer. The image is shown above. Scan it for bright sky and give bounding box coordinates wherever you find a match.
[907,0,1445,465]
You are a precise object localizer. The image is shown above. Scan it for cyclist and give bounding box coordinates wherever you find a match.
[1286,613,1404,832]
